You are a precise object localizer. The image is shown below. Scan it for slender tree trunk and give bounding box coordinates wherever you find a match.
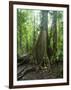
[19,11,22,49]
[33,14,36,45]
[52,11,57,60]
[25,30,28,52]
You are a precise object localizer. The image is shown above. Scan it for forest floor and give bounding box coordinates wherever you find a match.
[17,61,63,80]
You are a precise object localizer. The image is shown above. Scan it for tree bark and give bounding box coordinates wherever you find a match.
[32,10,51,70]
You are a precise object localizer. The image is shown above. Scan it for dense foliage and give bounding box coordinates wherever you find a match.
[17,9,63,65]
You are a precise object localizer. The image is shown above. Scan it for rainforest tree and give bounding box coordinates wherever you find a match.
[17,9,63,70]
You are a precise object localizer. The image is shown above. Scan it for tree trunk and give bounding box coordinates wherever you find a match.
[52,11,57,60]
[32,11,51,70]
[33,14,36,45]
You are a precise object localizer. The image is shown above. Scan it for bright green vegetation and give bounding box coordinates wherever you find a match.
[17,9,63,80]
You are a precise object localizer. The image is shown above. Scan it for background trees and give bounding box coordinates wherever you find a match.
[17,9,63,67]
